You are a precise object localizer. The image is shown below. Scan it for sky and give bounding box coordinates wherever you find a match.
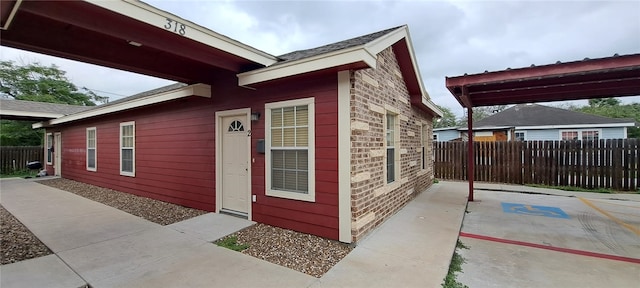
[1,0,639,117]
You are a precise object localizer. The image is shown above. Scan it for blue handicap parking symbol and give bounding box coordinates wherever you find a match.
[501,202,570,219]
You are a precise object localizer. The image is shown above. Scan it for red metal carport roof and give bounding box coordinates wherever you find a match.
[446,53,640,108]
[0,0,278,84]
[445,53,640,201]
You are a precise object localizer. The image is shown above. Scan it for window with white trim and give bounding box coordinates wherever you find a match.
[46,133,53,164]
[581,130,599,141]
[120,122,135,176]
[561,131,578,140]
[421,124,426,170]
[560,130,599,141]
[385,112,399,184]
[265,98,315,202]
[86,127,97,171]
[515,131,525,141]
[433,134,438,141]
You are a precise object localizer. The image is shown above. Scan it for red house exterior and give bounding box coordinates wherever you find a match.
[16,1,442,243]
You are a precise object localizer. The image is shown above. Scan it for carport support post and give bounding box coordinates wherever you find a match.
[467,107,474,201]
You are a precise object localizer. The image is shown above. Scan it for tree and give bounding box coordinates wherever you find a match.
[1,61,107,146]
[587,98,620,108]
[457,105,508,126]
[0,61,107,105]
[575,99,640,139]
[434,105,458,128]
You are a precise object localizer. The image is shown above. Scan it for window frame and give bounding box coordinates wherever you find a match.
[421,124,426,170]
[265,97,315,202]
[559,129,601,141]
[581,130,600,141]
[514,131,526,141]
[119,121,135,177]
[86,127,97,171]
[46,132,53,165]
[384,111,400,184]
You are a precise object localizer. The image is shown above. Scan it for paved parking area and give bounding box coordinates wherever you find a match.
[458,189,640,287]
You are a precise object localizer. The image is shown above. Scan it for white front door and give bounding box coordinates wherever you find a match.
[220,115,249,214]
[54,132,62,176]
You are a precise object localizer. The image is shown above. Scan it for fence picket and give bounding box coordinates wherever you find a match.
[433,139,638,191]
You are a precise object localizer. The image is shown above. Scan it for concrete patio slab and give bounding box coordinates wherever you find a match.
[459,236,640,288]
[27,210,159,253]
[93,244,316,287]
[168,213,255,242]
[0,255,86,288]
[57,226,207,284]
[315,182,469,288]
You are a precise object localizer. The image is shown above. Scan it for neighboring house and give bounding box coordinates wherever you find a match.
[33,22,442,243]
[433,127,461,142]
[433,104,635,141]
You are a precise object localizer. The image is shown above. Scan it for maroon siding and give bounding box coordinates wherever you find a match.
[48,73,340,240]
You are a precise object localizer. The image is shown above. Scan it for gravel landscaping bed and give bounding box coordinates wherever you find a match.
[38,178,207,225]
[218,223,353,277]
[1,205,52,265]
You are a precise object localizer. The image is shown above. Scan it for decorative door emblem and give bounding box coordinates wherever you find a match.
[228,120,244,132]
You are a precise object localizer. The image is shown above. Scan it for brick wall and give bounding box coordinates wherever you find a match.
[349,47,434,242]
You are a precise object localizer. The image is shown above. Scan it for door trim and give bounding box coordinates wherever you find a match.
[54,132,62,176]
[215,108,252,220]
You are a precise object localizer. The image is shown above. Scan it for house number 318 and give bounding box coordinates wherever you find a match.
[164,18,186,35]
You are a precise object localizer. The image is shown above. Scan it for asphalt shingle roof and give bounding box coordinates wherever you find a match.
[276,26,403,64]
[474,104,634,127]
[0,98,94,116]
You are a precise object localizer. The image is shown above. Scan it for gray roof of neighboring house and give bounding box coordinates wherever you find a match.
[276,26,403,64]
[0,98,93,117]
[474,104,635,127]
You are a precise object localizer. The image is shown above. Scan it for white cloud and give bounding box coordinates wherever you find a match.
[1,0,638,113]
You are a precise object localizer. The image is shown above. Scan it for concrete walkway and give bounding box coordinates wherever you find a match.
[0,178,469,288]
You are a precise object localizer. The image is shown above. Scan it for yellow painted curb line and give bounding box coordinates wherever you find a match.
[578,197,640,236]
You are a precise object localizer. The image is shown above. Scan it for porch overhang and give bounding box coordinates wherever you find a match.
[446,54,640,108]
[0,0,278,84]
[445,53,640,202]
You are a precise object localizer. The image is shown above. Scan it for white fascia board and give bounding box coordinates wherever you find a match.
[367,26,440,117]
[84,0,277,66]
[1,0,22,30]
[238,47,376,86]
[365,26,407,55]
[43,84,211,126]
[3,110,64,119]
[422,98,444,117]
[516,123,636,130]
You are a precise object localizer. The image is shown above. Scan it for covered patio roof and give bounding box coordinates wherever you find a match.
[0,0,278,84]
[446,53,640,108]
[445,53,640,201]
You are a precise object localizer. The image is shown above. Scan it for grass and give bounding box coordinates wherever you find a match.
[434,178,440,184]
[0,169,33,179]
[215,235,249,252]
[525,184,616,194]
[442,240,469,288]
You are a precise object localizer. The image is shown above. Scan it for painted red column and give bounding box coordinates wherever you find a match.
[467,107,474,201]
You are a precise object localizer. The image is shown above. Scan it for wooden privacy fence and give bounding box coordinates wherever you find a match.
[434,139,639,191]
[0,146,43,174]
